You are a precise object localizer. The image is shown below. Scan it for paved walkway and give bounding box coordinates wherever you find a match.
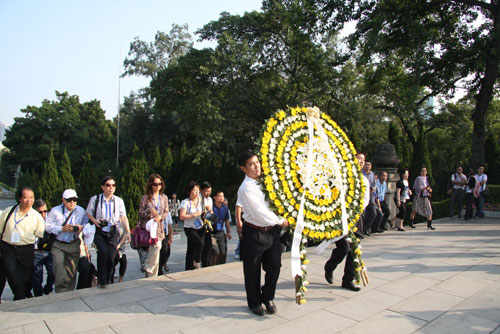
[1,217,499,334]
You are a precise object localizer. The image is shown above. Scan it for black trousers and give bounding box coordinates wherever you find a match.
[0,241,34,300]
[158,239,170,275]
[240,224,282,308]
[450,189,465,217]
[112,253,127,280]
[77,256,90,289]
[363,203,377,234]
[324,237,355,284]
[94,228,119,285]
[201,232,211,268]
[184,227,205,270]
[464,193,474,220]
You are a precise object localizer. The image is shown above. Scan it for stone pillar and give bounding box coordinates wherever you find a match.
[371,143,401,222]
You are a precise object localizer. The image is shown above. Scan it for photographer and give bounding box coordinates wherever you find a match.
[45,189,86,293]
[86,176,130,288]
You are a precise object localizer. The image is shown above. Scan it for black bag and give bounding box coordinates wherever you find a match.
[482,188,489,199]
[87,261,98,288]
[37,231,57,251]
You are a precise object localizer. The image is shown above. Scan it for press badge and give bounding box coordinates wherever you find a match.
[216,222,223,231]
[11,231,21,243]
[194,218,202,229]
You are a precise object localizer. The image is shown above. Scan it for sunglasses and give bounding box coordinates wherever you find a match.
[38,210,48,213]
[105,183,116,188]
[152,183,162,187]
[64,197,77,203]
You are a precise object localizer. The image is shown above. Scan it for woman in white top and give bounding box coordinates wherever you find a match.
[180,181,204,270]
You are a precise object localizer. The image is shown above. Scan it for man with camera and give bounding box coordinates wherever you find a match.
[86,176,130,288]
[45,189,86,293]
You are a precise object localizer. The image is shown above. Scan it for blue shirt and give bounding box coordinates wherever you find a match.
[376,180,387,202]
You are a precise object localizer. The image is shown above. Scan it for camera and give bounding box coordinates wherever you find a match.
[100,219,109,227]
[72,225,79,232]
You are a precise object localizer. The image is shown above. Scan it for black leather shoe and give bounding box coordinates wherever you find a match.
[325,270,333,284]
[250,305,265,316]
[341,281,361,292]
[263,300,277,314]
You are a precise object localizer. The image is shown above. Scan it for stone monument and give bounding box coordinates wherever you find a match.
[372,142,401,224]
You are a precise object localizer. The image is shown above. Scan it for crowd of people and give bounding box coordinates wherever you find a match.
[0,173,237,302]
[0,159,490,317]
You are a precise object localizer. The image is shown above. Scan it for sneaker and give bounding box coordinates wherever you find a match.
[234,254,240,260]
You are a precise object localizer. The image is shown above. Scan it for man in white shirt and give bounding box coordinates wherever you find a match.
[475,166,488,219]
[236,151,288,316]
[46,189,86,293]
[449,166,467,218]
[86,176,130,287]
[324,152,368,292]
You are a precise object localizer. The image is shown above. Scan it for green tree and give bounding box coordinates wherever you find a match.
[162,146,174,184]
[120,144,148,227]
[409,132,432,187]
[151,145,162,175]
[3,91,115,177]
[39,148,62,208]
[59,149,75,190]
[339,0,500,167]
[485,132,500,184]
[122,23,193,80]
[78,151,99,206]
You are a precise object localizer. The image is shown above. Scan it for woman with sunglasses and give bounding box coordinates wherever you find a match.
[138,174,170,277]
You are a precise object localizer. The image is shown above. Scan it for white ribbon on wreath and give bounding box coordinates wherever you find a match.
[291,107,348,278]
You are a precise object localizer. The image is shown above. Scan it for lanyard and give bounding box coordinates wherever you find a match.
[101,195,114,220]
[214,205,224,222]
[13,207,28,229]
[154,195,160,212]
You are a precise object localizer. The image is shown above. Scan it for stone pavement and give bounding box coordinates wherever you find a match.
[1,217,499,334]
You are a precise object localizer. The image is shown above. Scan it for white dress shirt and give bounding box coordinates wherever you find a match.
[236,175,282,227]
[362,174,370,210]
[86,194,127,232]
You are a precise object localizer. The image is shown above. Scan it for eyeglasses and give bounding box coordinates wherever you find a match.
[38,210,48,213]
[64,198,77,202]
[152,183,162,187]
[105,183,116,188]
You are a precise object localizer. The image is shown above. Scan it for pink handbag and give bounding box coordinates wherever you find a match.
[133,224,158,247]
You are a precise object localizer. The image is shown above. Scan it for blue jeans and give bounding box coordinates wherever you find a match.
[32,250,55,297]
[235,240,240,256]
[475,192,485,218]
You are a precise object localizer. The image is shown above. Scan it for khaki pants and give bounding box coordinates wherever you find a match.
[51,239,81,293]
[145,240,161,277]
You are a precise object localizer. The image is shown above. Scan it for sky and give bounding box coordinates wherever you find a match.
[0,0,263,126]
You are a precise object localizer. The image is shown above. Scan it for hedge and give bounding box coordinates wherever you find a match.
[486,185,500,203]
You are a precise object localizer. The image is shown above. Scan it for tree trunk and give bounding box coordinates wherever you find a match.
[471,2,500,168]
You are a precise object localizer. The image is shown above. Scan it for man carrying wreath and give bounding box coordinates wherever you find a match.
[324,152,369,291]
[236,150,289,316]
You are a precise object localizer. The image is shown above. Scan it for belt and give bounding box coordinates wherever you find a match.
[55,238,77,244]
[243,220,274,232]
[1,241,33,248]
